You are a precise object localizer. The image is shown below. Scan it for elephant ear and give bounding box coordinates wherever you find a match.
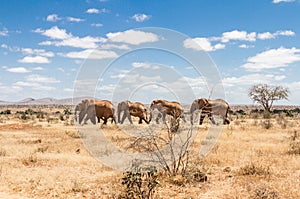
[203,98,209,104]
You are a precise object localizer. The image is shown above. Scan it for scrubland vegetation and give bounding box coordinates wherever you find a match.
[0,105,299,198]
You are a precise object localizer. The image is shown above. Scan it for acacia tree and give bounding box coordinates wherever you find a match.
[248,84,289,112]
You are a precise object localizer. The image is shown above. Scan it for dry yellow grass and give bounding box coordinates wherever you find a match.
[0,106,299,198]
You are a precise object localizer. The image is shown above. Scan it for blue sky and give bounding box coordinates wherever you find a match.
[0,0,300,105]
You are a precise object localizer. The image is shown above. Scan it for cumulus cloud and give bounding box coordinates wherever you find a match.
[67,17,85,22]
[59,49,118,59]
[5,67,31,73]
[0,28,9,36]
[183,37,225,51]
[100,44,130,50]
[258,30,295,40]
[91,23,103,27]
[132,62,161,69]
[25,74,60,83]
[223,73,286,87]
[86,8,99,14]
[35,26,104,49]
[132,14,151,22]
[273,0,294,3]
[46,14,61,22]
[21,48,54,57]
[18,56,50,64]
[221,30,256,43]
[241,47,300,71]
[106,30,158,45]
[239,44,254,48]
[34,26,71,40]
[86,8,108,14]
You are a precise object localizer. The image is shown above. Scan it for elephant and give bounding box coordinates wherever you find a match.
[117,100,149,124]
[75,99,93,124]
[149,99,185,124]
[190,98,230,125]
[79,99,116,125]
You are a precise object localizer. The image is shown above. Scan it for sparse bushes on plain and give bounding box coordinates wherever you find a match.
[0,109,11,115]
[237,162,270,176]
[118,168,159,199]
[252,185,279,199]
[0,148,6,156]
[287,131,300,155]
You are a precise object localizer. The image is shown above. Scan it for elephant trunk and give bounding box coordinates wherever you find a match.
[149,109,153,122]
[190,101,198,125]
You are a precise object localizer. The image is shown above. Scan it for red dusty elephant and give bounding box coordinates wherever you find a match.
[190,98,230,125]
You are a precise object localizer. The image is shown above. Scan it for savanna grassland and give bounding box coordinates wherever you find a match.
[0,105,300,198]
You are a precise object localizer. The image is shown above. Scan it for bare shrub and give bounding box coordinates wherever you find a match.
[237,162,270,176]
[252,185,279,199]
[131,125,193,177]
[0,148,6,156]
[261,120,272,129]
[65,130,80,139]
[21,153,38,166]
[118,168,159,199]
[288,131,300,155]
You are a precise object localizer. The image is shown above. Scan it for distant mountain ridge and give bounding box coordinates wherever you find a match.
[0,97,91,106]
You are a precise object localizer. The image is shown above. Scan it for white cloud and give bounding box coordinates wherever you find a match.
[5,67,31,73]
[100,43,130,50]
[86,8,99,14]
[257,32,275,40]
[183,37,225,51]
[106,30,159,45]
[275,30,295,36]
[35,26,71,40]
[0,29,8,36]
[25,74,60,83]
[41,36,103,49]
[91,23,103,27]
[13,81,55,91]
[59,49,118,59]
[86,8,108,14]
[258,30,295,40]
[242,47,300,71]
[18,56,50,64]
[132,14,151,22]
[132,62,161,69]
[223,73,286,87]
[221,30,256,43]
[46,14,61,22]
[21,48,54,57]
[239,44,254,48]
[36,26,104,49]
[273,0,294,3]
[67,17,85,22]
[32,67,44,71]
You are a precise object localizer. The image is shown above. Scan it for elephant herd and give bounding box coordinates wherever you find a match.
[74,98,231,126]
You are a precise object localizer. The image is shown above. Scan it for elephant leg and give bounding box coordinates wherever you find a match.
[138,118,143,124]
[162,113,167,124]
[117,111,121,123]
[156,113,162,124]
[143,118,150,124]
[209,114,216,124]
[181,114,186,123]
[199,114,205,125]
[223,117,230,125]
[127,113,133,124]
[120,111,128,124]
[103,118,108,125]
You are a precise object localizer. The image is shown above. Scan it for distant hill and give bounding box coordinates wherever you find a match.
[0,97,92,106]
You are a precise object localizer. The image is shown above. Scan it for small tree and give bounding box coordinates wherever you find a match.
[248,84,289,113]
